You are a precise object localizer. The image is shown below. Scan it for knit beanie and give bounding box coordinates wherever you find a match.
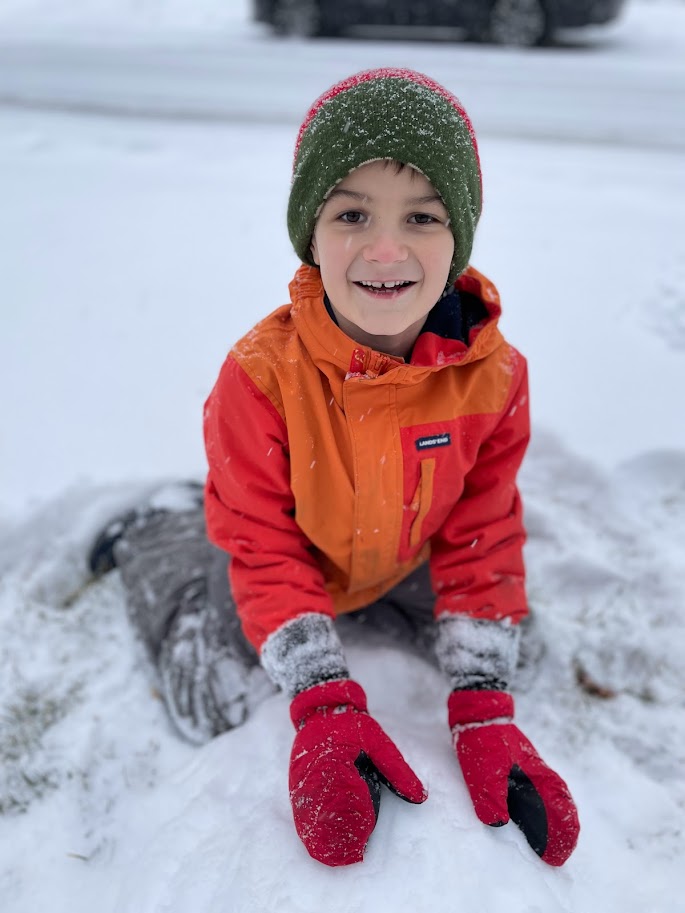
[288,68,482,283]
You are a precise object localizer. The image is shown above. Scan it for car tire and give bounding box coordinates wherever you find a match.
[487,0,552,47]
[272,0,334,38]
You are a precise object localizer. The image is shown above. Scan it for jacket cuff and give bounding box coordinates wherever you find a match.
[260,613,349,698]
[434,614,520,692]
[289,679,367,729]
[448,689,515,729]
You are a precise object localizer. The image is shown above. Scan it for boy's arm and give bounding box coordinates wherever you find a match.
[205,355,427,868]
[203,354,347,694]
[431,360,580,866]
[430,356,530,692]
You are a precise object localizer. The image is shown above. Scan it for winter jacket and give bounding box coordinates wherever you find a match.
[204,264,530,652]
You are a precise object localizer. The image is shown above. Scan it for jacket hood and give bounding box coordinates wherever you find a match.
[289,264,504,385]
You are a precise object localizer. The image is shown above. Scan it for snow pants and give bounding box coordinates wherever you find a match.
[111,496,440,740]
[114,506,438,664]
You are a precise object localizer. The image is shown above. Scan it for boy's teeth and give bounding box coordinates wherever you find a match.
[359,280,410,289]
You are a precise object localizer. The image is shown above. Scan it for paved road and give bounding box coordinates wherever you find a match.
[0,27,684,151]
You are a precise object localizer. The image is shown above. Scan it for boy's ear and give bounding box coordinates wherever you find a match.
[310,235,320,266]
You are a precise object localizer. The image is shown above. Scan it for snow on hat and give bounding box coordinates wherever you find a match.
[287,68,483,283]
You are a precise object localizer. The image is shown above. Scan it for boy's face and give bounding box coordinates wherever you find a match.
[310,160,454,352]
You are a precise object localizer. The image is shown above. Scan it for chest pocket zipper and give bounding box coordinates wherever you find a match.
[409,458,436,549]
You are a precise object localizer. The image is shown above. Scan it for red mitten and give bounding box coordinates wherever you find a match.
[448,690,580,866]
[289,679,427,866]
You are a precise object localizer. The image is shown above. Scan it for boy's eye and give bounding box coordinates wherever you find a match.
[339,211,365,224]
[410,213,439,225]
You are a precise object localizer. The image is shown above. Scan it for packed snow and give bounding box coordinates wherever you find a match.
[1,2,684,912]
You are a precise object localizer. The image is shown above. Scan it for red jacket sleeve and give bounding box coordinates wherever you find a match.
[430,359,530,624]
[203,355,335,651]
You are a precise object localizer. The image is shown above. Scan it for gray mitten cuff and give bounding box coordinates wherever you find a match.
[260,613,349,698]
[434,614,521,692]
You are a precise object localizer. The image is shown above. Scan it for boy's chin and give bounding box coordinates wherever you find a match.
[361,320,413,339]
[356,308,425,336]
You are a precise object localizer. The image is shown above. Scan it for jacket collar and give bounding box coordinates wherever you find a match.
[289,264,503,382]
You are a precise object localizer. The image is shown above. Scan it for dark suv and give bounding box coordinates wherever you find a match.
[253,0,627,47]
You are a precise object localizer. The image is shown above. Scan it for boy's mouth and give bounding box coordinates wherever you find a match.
[353,280,416,298]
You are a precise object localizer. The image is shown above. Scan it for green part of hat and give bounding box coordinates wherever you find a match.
[287,69,483,283]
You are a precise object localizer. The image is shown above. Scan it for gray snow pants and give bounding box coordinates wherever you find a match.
[113,504,439,695]
[112,495,536,744]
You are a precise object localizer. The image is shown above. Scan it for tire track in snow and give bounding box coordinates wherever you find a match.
[1,92,684,153]
[1,37,685,152]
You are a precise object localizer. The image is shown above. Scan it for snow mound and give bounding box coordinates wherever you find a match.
[1,436,683,913]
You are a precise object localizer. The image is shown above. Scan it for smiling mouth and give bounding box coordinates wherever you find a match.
[353,280,417,298]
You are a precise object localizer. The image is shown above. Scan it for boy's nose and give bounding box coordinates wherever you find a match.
[362,229,408,265]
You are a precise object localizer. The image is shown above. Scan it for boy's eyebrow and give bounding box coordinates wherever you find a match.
[326,188,446,207]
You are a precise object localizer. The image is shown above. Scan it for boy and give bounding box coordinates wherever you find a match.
[90,68,579,868]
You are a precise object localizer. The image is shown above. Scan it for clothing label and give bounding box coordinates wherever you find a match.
[414,433,451,451]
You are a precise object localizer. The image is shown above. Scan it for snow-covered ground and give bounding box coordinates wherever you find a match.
[1,3,685,912]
